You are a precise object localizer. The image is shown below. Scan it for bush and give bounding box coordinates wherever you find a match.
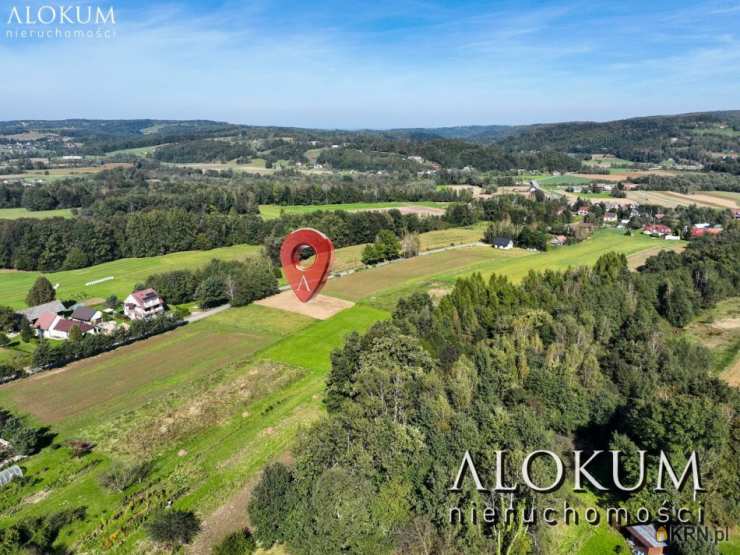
[100,461,152,491]
[213,529,256,555]
[67,439,94,457]
[146,509,201,546]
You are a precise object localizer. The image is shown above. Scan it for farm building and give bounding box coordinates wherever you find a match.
[124,288,165,320]
[34,314,95,340]
[492,237,514,250]
[550,235,567,246]
[625,524,668,555]
[16,300,65,324]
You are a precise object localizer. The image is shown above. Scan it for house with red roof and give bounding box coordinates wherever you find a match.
[642,224,672,237]
[124,288,165,320]
[691,225,722,238]
[34,313,95,340]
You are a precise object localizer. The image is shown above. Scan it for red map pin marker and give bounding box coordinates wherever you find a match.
[280,228,335,303]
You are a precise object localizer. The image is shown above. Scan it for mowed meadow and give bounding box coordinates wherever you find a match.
[0,207,75,220]
[0,229,691,552]
[258,201,449,219]
[325,229,684,310]
[0,244,262,309]
[0,224,487,308]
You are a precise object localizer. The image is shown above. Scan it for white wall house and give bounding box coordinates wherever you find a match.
[124,288,165,320]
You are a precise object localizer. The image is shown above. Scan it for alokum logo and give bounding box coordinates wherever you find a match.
[5,4,117,40]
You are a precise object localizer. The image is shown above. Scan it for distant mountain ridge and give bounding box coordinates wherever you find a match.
[2,110,737,170]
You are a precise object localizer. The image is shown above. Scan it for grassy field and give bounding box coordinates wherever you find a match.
[0,337,35,366]
[686,297,740,385]
[0,207,75,219]
[1,225,484,308]
[1,244,262,309]
[324,245,526,302]
[0,304,313,429]
[0,163,132,183]
[326,229,681,310]
[0,303,387,551]
[258,201,449,220]
[537,175,593,186]
[106,145,158,157]
[0,229,690,552]
[701,191,740,206]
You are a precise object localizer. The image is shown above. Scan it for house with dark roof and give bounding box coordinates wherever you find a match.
[492,237,514,250]
[71,306,103,326]
[625,524,668,555]
[16,300,65,324]
[124,288,165,320]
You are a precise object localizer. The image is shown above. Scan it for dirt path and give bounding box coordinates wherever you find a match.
[187,476,259,554]
[721,355,740,387]
[188,452,294,553]
[185,303,232,323]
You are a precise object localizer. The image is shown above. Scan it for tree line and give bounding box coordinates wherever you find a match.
[144,256,277,308]
[0,207,447,271]
[247,229,739,554]
[0,166,464,215]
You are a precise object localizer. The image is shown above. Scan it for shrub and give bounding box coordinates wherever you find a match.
[100,461,152,491]
[146,509,201,546]
[213,529,256,555]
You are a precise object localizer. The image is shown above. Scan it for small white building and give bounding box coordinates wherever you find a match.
[492,237,514,250]
[124,288,165,320]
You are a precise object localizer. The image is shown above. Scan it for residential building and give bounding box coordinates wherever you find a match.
[16,300,65,324]
[34,313,94,340]
[625,524,667,555]
[492,237,514,250]
[691,225,722,238]
[123,288,165,320]
[71,306,103,326]
[643,224,672,237]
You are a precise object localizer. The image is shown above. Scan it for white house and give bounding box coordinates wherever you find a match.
[34,313,95,340]
[71,306,103,326]
[124,288,165,320]
[492,237,514,249]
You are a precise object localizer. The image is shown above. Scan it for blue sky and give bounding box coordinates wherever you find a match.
[1,0,739,127]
